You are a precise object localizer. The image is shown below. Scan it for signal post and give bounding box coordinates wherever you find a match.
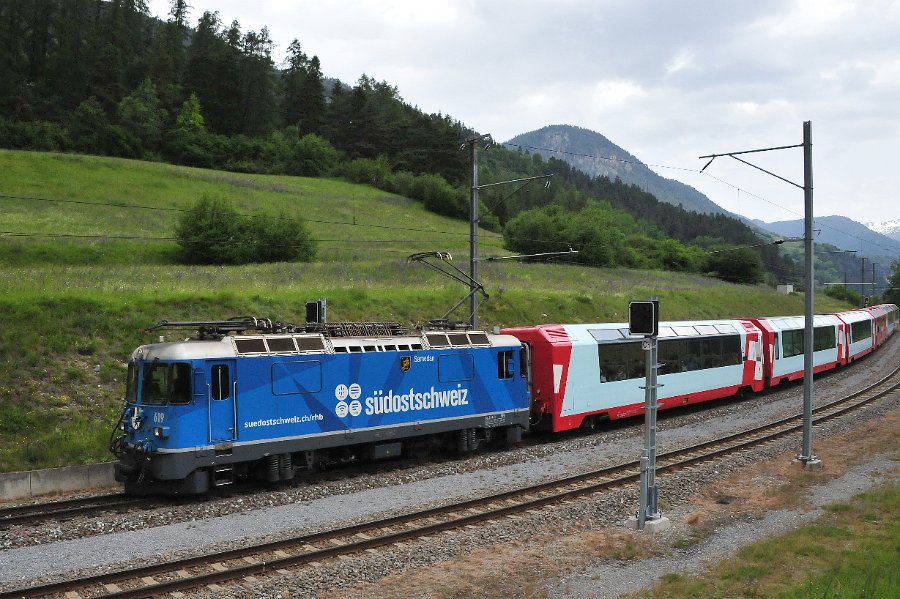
[625,298,671,533]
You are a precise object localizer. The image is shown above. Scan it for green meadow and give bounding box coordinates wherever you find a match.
[0,150,851,471]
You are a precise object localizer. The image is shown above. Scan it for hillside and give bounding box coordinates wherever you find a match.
[505,125,729,215]
[757,215,900,260]
[0,150,854,472]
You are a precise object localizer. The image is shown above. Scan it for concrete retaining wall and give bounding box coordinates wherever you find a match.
[0,463,117,501]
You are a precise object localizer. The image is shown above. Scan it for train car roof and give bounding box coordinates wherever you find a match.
[750,314,842,332]
[505,319,755,346]
[130,330,520,361]
[131,338,237,361]
[832,310,874,323]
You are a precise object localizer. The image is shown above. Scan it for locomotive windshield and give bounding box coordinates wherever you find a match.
[125,362,138,403]
[141,362,192,405]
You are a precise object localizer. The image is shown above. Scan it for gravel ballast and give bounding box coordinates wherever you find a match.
[551,454,899,599]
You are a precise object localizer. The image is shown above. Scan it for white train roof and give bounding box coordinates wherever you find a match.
[564,319,751,343]
[753,314,842,331]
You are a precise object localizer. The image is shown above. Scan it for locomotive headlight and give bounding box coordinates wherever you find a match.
[153,426,170,439]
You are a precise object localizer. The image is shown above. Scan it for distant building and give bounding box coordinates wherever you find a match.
[777,284,794,294]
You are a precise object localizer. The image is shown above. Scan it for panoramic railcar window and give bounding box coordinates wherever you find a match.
[720,335,742,366]
[142,362,192,405]
[589,329,624,342]
[814,326,836,351]
[782,329,804,358]
[658,339,685,374]
[598,342,644,382]
[701,337,723,368]
[211,365,230,400]
[683,339,703,371]
[851,320,872,342]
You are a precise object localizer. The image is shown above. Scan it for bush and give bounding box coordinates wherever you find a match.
[705,247,765,284]
[336,155,392,186]
[175,195,316,264]
[824,285,861,306]
[0,118,69,151]
[274,129,340,176]
[67,97,138,157]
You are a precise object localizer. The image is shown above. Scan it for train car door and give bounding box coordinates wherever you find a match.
[749,334,763,382]
[208,360,237,442]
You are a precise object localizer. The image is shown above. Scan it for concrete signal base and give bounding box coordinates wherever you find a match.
[624,515,672,534]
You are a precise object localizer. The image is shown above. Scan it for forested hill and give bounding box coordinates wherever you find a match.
[0,1,803,285]
[506,125,728,216]
[0,1,470,183]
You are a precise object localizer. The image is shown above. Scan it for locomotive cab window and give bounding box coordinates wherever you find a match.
[125,362,138,403]
[142,362,192,405]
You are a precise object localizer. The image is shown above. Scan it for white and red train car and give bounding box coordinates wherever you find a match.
[860,304,898,347]
[748,314,845,387]
[503,305,896,434]
[833,309,876,362]
[502,319,764,432]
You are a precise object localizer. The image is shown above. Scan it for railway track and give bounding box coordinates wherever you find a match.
[0,494,150,529]
[4,362,897,599]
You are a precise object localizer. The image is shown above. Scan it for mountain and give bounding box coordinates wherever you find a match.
[759,215,900,259]
[866,219,900,243]
[504,125,729,216]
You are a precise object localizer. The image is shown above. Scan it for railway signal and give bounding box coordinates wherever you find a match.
[626,297,670,532]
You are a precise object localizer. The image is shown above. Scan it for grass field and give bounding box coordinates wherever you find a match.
[0,149,853,472]
[634,483,899,599]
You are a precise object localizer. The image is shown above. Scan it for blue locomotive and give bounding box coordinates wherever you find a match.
[111,317,530,494]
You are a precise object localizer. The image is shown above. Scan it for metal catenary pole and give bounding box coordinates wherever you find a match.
[699,121,819,467]
[799,121,816,463]
[469,140,479,329]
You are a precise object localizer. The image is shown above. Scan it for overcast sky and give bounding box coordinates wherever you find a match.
[146,0,900,227]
